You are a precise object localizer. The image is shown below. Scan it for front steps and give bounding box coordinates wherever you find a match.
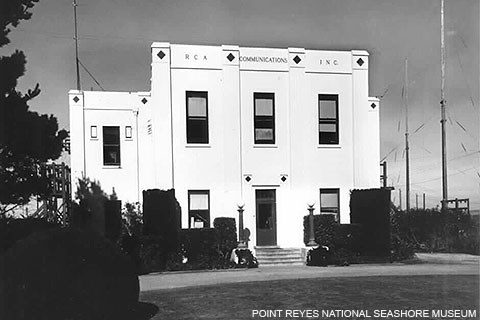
[255,246,305,266]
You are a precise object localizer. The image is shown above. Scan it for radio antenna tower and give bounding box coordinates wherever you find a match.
[73,0,81,90]
[440,0,448,209]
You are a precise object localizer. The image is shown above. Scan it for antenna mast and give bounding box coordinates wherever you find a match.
[404,58,410,212]
[73,0,81,90]
[440,0,448,209]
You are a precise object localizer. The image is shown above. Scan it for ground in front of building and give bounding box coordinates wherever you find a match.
[140,274,479,320]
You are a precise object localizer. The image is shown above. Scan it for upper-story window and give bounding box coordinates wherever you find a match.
[103,126,120,166]
[254,93,275,144]
[186,91,209,144]
[318,94,339,144]
[320,188,340,221]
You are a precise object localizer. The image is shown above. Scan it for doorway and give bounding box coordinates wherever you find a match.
[255,189,277,246]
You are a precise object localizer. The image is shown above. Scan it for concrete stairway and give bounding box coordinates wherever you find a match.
[255,246,305,266]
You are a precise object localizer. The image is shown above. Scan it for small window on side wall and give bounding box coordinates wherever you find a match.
[318,94,339,144]
[186,91,209,144]
[320,188,340,221]
[188,190,210,228]
[103,126,120,166]
[125,126,132,139]
[254,93,275,144]
[90,126,97,139]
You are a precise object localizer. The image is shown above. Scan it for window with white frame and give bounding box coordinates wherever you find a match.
[188,190,210,228]
[103,126,120,166]
[318,94,339,144]
[254,93,275,144]
[186,91,209,144]
[320,188,340,221]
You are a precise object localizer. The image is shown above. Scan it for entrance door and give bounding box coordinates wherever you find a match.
[255,189,277,246]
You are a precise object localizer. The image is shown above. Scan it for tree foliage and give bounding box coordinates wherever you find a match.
[0,0,68,214]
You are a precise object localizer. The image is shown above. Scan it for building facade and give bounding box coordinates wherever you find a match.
[69,43,380,248]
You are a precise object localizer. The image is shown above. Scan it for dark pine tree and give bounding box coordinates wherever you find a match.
[0,0,68,215]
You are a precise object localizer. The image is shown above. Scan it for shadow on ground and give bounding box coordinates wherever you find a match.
[130,301,159,320]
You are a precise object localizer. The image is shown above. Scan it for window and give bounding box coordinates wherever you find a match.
[90,126,97,139]
[186,91,208,143]
[103,126,120,166]
[188,190,210,228]
[254,93,275,144]
[318,94,339,144]
[320,188,340,221]
[125,126,132,139]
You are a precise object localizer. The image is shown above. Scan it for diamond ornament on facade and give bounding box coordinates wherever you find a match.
[356,58,364,66]
[371,103,376,109]
[73,96,79,103]
[281,176,287,182]
[157,50,166,60]
[141,98,148,104]
[293,55,301,64]
[245,176,251,182]
[227,53,235,62]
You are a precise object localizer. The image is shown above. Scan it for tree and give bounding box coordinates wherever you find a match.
[0,0,68,215]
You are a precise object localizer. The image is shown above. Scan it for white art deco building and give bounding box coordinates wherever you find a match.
[69,43,380,248]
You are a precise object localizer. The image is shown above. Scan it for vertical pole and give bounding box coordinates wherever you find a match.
[307,204,318,246]
[440,0,448,210]
[61,162,67,225]
[237,204,246,248]
[404,58,410,212]
[423,193,426,210]
[399,189,402,210]
[416,194,418,209]
[73,0,81,90]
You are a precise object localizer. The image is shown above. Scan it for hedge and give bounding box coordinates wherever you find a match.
[303,214,363,265]
[390,208,479,258]
[130,217,240,273]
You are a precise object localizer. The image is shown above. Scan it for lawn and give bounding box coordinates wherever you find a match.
[139,275,479,320]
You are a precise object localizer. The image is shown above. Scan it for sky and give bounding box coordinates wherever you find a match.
[3,0,479,210]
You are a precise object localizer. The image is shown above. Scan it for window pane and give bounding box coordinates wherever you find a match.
[125,126,132,139]
[321,192,338,208]
[187,119,208,143]
[90,126,97,138]
[258,203,273,229]
[190,193,209,210]
[103,146,120,165]
[319,131,337,144]
[319,123,337,132]
[255,99,273,116]
[103,127,120,144]
[188,97,207,117]
[255,128,273,141]
[319,100,337,118]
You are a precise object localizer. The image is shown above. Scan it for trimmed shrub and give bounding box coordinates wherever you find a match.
[303,214,336,247]
[304,215,364,266]
[0,228,139,320]
[104,199,122,242]
[0,218,59,255]
[350,188,391,257]
[213,217,237,262]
